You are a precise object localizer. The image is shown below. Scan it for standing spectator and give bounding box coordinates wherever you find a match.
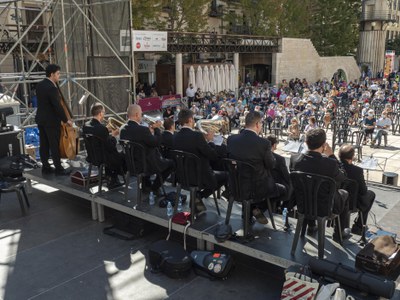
[186,83,196,107]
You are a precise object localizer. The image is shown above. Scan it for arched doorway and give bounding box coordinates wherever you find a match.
[332,69,347,84]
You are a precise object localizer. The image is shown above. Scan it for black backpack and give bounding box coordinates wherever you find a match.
[148,219,192,279]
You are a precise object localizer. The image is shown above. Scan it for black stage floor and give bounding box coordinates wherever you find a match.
[17,167,400,299]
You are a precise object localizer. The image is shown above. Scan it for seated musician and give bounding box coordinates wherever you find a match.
[82,102,125,189]
[160,117,175,158]
[339,144,375,235]
[290,129,349,241]
[227,111,286,224]
[120,104,173,194]
[173,109,227,213]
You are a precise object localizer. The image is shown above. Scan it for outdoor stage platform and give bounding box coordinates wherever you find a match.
[23,165,400,275]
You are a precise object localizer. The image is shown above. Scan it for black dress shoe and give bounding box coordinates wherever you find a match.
[42,166,54,174]
[55,168,71,176]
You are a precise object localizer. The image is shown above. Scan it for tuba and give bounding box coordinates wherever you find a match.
[106,117,125,131]
[196,119,229,135]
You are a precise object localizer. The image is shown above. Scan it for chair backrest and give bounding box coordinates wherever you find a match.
[341,178,359,213]
[120,139,147,175]
[351,130,365,146]
[290,171,336,219]
[83,133,106,167]
[223,158,256,202]
[170,150,201,189]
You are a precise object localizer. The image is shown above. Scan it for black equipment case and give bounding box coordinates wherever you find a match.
[148,219,192,279]
[355,235,400,279]
[191,251,234,280]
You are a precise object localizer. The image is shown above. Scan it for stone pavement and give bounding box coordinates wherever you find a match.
[275,128,400,186]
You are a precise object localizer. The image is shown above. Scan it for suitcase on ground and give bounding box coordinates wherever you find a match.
[355,235,400,279]
[148,218,192,279]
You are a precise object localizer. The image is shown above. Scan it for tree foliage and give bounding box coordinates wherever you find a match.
[386,36,400,55]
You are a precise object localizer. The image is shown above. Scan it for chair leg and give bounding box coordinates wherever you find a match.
[243,201,252,238]
[291,214,304,255]
[98,164,103,194]
[173,185,181,215]
[136,174,143,209]
[16,189,26,216]
[213,192,221,216]
[225,196,234,225]
[124,171,130,202]
[300,218,307,237]
[190,187,196,224]
[87,163,92,190]
[21,185,30,208]
[266,198,276,230]
[335,216,343,245]
[359,211,367,244]
[317,218,326,259]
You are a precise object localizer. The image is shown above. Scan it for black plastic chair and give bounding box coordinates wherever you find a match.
[350,131,365,162]
[83,133,107,194]
[121,140,167,208]
[290,171,342,259]
[0,172,29,216]
[170,150,220,224]
[341,178,366,243]
[223,158,276,239]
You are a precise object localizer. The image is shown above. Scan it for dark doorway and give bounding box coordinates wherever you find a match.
[245,64,271,84]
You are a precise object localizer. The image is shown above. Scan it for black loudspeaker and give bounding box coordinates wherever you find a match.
[309,258,395,299]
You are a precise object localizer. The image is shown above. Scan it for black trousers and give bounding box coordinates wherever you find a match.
[199,170,227,199]
[38,125,62,169]
[353,190,375,228]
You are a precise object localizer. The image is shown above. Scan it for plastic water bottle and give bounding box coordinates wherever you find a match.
[149,191,155,206]
[167,201,173,218]
[177,196,183,212]
[282,207,288,224]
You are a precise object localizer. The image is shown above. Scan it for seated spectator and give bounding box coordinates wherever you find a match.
[288,118,300,141]
[363,109,376,145]
[372,111,391,147]
[339,144,375,235]
[304,116,318,133]
[290,129,349,240]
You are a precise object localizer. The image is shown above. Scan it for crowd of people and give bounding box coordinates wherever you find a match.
[36,63,395,242]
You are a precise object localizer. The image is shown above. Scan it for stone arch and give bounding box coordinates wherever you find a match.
[332,68,348,82]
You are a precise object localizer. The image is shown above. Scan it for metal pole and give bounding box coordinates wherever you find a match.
[14,1,30,109]
[61,0,72,109]
[128,0,136,104]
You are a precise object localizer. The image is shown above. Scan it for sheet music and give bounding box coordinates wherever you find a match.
[282,141,303,153]
[359,157,379,170]
[213,134,224,146]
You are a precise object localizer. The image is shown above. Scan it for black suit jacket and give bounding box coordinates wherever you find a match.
[290,151,346,204]
[161,131,174,150]
[35,78,68,127]
[272,152,292,198]
[173,127,218,189]
[82,118,121,168]
[120,120,165,174]
[341,160,368,197]
[227,129,276,199]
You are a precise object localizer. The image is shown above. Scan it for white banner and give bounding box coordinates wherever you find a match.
[132,30,168,52]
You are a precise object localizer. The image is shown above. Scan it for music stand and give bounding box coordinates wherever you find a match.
[357,155,388,184]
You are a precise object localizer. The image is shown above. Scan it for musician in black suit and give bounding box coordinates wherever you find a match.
[266,135,292,209]
[160,117,175,158]
[82,103,125,189]
[173,109,226,213]
[227,111,286,224]
[339,144,375,235]
[120,104,173,193]
[290,128,349,240]
[35,64,72,175]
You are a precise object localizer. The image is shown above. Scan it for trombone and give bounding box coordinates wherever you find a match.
[106,117,125,131]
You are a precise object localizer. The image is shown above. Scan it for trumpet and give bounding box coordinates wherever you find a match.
[106,117,125,131]
[143,114,164,129]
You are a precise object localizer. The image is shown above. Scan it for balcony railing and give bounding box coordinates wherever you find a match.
[361,10,397,22]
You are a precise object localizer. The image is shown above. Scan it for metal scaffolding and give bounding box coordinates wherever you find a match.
[0,0,134,126]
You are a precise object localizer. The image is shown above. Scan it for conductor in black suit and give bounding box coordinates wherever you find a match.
[290,128,349,240]
[35,64,72,175]
[339,144,375,235]
[120,104,173,193]
[227,111,286,224]
[173,109,226,213]
[82,103,125,189]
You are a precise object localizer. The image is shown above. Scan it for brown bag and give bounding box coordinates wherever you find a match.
[356,235,400,279]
